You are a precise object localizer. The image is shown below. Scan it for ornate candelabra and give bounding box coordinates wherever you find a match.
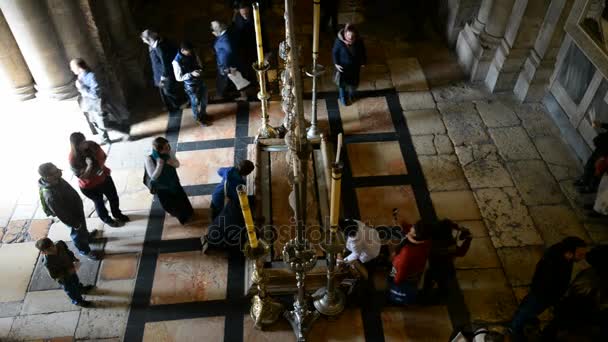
[237,185,283,329]
[306,0,325,140]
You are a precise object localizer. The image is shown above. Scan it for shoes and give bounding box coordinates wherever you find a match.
[79,251,101,261]
[197,118,212,127]
[80,284,95,293]
[75,300,92,307]
[114,214,130,222]
[102,218,122,227]
[89,229,102,241]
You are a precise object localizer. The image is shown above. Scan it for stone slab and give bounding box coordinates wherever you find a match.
[0,301,22,318]
[431,82,488,103]
[0,317,13,339]
[2,219,29,243]
[103,235,144,254]
[529,205,591,246]
[0,242,39,302]
[455,145,513,189]
[456,268,518,323]
[412,135,436,155]
[99,254,139,281]
[9,311,80,340]
[438,102,490,146]
[347,141,407,177]
[388,58,429,91]
[29,241,101,292]
[398,91,436,110]
[434,134,454,154]
[403,109,446,135]
[489,126,540,161]
[475,100,520,128]
[474,187,543,248]
[559,180,595,219]
[47,218,105,242]
[21,290,78,315]
[143,316,225,342]
[507,160,565,206]
[496,246,545,287]
[381,306,452,341]
[419,155,469,192]
[514,103,561,138]
[533,136,582,181]
[454,237,501,269]
[431,191,481,221]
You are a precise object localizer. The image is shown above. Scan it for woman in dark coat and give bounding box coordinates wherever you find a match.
[332,24,367,106]
[144,137,193,224]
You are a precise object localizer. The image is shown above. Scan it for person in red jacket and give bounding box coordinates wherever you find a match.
[387,220,432,305]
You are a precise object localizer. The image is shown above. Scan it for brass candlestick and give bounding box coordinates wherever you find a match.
[253,61,278,139]
[306,0,325,140]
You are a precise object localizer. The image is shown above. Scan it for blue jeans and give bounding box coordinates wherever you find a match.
[185,82,207,121]
[510,293,549,341]
[338,85,355,105]
[60,273,84,304]
[70,223,91,254]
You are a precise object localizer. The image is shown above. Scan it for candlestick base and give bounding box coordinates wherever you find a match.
[284,300,320,342]
[305,63,326,78]
[313,286,345,316]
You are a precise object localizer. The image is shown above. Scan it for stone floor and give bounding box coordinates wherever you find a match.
[1,1,607,342]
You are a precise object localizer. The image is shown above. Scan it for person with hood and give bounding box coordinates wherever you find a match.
[509,236,588,342]
[145,137,193,224]
[141,29,184,113]
[201,160,255,253]
[387,220,432,305]
[70,58,131,145]
[211,20,246,100]
[38,162,100,260]
[172,42,210,126]
[332,23,366,106]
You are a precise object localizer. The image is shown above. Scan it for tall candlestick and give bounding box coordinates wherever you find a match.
[329,163,342,233]
[312,0,321,56]
[237,184,259,249]
[252,2,265,67]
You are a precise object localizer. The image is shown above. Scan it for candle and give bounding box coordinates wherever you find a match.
[252,2,265,67]
[313,0,321,57]
[329,163,342,233]
[237,184,258,248]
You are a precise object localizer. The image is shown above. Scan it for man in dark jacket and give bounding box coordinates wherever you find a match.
[509,236,588,341]
[332,24,366,106]
[141,29,183,112]
[36,238,94,307]
[172,42,210,126]
[232,2,262,81]
[211,20,244,100]
[38,162,100,260]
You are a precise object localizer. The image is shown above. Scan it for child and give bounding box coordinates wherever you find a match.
[35,238,94,307]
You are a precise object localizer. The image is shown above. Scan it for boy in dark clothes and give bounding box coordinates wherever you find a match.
[35,238,95,307]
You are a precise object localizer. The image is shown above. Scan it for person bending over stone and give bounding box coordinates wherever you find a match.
[36,238,95,307]
[145,137,193,224]
[38,162,100,261]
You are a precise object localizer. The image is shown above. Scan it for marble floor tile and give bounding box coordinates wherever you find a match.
[419,155,468,192]
[347,141,407,177]
[101,210,149,239]
[455,144,514,189]
[456,268,518,323]
[177,148,235,186]
[474,100,520,128]
[2,219,29,243]
[104,234,145,255]
[143,316,225,342]
[431,190,481,221]
[382,305,452,342]
[431,82,488,103]
[506,160,565,206]
[179,102,237,142]
[150,251,228,305]
[341,97,395,135]
[398,91,436,111]
[434,134,454,154]
[474,187,543,248]
[403,109,446,135]
[308,308,365,341]
[454,237,501,269]
[529,205,591,246]
[0,316,12,339]
[0,242,39,302]
[47,219,105,242]
[9,311,80,340]
[0,301,22,318]
[496,246,545,287]
[533,136,582,181]
[438,102,490,147]
[357,186,420,226]
[388,58,429,91]
[115,189,154,212]
[99,254,139,281]
[162,196,211,240]
[514,103,561,138]
[412,135,437,155]
[21,290,78,315]
[243,314,293,341]
[489,127,540,161]
[248,101,285,137]
[28,219,53,241]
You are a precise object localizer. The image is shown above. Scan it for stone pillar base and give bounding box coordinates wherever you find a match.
[485,40,529,92]
[456,24,500,82]
[35,80,78,100]
[11,84,37,101]
[514,50,552,103]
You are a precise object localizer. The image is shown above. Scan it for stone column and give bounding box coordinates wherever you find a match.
[456,0,515,82]
[472,0,493,33]
[0,0,77,99]
[445,0,483,47]
[0,10,35,100]
[485,0,551,92]
[514,0,572,102]
[46,0,98,67]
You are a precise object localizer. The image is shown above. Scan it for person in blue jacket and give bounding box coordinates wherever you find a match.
[210,159,255,220]
[211,20,245,99]
[332,24,367,106]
